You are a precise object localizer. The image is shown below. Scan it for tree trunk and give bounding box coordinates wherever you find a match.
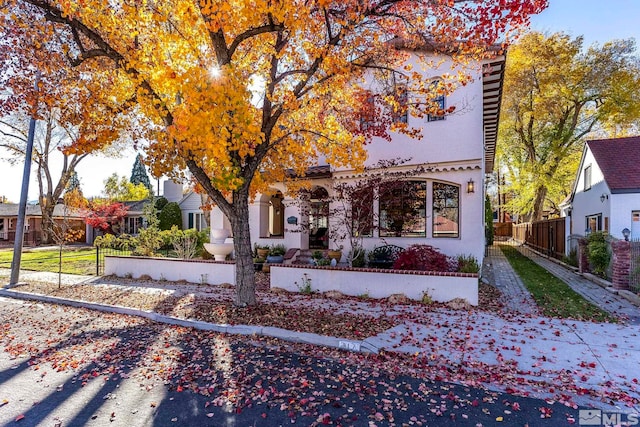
[531,184,548,222]
[40,203,55,244]
[230,193,257,306]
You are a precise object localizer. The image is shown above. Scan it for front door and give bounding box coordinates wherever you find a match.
[309,187,329,249]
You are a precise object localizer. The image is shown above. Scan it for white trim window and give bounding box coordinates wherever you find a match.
[188,212,207,231]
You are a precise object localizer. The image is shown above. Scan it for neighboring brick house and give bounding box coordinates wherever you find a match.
[566,136,640,241]
[0,203,85,246]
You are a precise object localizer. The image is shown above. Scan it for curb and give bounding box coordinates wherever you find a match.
[0,289,379,354]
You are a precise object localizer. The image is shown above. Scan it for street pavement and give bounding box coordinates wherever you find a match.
[0,296,585,427]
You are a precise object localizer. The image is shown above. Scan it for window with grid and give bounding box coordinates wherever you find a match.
[379,181,426,237]
[432,182,459,238]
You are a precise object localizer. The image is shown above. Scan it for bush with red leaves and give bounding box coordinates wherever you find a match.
[392,244,457,272]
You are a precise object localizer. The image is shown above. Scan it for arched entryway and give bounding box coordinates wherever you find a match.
[258,189,285,238]
[309,186,329,249]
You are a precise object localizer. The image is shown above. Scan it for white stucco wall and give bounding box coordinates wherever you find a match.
[271,265,478,305]
[105,256,235,285]
[357,55,485,168]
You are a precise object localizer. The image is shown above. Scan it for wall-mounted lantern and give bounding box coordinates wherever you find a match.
[466,179,475,194]
[622,227,631,241]
[600,193,608,203]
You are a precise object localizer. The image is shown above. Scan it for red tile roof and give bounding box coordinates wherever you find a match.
[587,136,640,193]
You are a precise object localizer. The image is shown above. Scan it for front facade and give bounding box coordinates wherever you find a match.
[567,136,640,242]
[209,49,504,264]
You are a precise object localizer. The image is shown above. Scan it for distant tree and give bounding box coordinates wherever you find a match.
[130,154,153,193]
[158,202,182,231]
[66,171,82,195]
[84,201,129,235]
[103,173,150,201]
[498,32,640,221]
[485,195,494,246]
[0,110,89,244]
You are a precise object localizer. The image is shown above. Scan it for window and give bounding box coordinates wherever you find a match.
[427,79,446,122]
[393,84,408,124]
[124,216,143,234]
[586,214,602,233]
[584,165,592,191]
[188,212,206,231]
[433,182,459,238]
[350,186,374,237]
[359,92,376,132]
[379,181,426,237]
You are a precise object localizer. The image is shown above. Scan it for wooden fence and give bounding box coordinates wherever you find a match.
[493,222,513,238]
[513,218,566,260]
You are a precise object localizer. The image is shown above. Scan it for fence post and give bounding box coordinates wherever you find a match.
[96,246,100,276]
[578,238,589,274]
[611,240,630,291]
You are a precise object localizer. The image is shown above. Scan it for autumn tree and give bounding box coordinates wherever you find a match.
[0,7,133,244]
[497,32,640,221]
[5,0,546,306]
[83,201,129,235]
[0,108,89,244]
[103,173,151,201]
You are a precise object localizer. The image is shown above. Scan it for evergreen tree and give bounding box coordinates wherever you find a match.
[66,171,82,195]
[130,154,152,192]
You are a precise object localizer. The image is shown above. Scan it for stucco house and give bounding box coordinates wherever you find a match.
[565,136,640,242]
[208,47,505,264]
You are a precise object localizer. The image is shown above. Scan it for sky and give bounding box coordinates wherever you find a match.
[1,0,640,203]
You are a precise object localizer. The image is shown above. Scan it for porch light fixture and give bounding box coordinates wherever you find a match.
[466,179,475,194]
[600,193,608,203]
[622,228,631,241]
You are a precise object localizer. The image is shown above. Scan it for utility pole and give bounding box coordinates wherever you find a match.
[9,73,40,286]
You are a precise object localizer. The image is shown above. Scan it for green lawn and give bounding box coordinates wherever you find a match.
[500,245,615,322]
[0,247,98,276]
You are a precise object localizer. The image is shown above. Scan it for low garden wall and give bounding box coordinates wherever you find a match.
[104,257,478,305]
[270,265,479,305]
[104,256,235,285]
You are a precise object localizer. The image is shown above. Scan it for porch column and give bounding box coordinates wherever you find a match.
[611,240,631,291]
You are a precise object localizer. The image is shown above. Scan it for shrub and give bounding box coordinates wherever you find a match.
[154,196,169,211]
[456,254,480,273]
[562,247,578,267]
[392,244,456,272]
[158,202,182,231]
[587,231,610,278]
